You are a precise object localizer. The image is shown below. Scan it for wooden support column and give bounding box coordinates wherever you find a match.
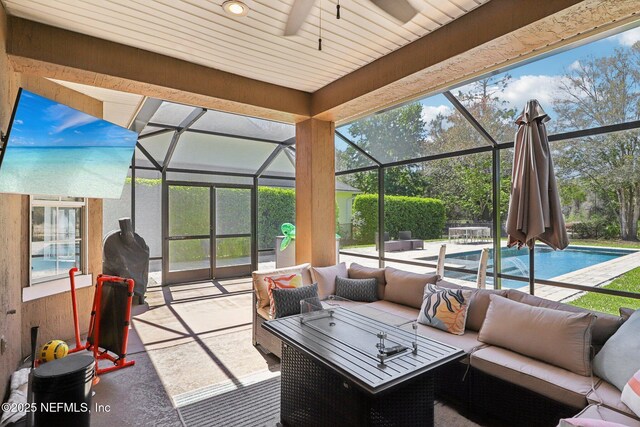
[295,119,336,267]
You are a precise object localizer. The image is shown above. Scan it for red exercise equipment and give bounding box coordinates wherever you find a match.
[68,268,136,381]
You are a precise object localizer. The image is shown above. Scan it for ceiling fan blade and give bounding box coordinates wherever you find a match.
[369,0,418,23]
[284,0,316,36]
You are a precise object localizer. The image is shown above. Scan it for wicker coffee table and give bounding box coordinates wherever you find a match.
[263,303,464,427]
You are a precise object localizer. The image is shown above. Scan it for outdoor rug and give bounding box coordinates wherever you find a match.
[175,371,483,427]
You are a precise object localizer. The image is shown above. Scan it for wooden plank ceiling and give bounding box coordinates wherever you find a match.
[2,0,490,92]
[49,79,144,127]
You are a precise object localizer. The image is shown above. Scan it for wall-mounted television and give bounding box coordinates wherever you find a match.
[0,88,137,198]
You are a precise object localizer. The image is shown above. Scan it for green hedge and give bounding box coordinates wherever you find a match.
[257,187,296,250]
[168,186,296,261]
[352,194,445,243]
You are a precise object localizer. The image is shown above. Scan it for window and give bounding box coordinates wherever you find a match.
[31,196,86,284]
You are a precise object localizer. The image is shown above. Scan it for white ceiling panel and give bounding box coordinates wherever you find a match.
[5,0,490,92]
[49,79,144,127]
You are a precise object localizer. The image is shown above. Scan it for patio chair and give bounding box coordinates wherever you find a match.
[398,230,412,240]
[436,244,446,277]
[374,232,390,251]
[476,248,489,289]
[436,244,489,289]
[398,230,424,250]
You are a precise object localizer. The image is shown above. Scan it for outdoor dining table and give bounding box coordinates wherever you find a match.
[448,226,491,244]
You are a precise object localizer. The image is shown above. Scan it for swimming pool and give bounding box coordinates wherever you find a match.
[418,245,637,289]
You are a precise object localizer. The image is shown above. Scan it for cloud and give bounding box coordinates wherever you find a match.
[14,119,23,125]
[615,27,640,46]
[421,105,453,124]
[569,60,582,71]
[45,104,99,134]
[500,74,572,110]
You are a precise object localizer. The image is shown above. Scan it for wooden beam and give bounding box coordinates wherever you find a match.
[311,0,640,123]
[6,16,311,123]
[295,119,336,267]
[4,0,638,126]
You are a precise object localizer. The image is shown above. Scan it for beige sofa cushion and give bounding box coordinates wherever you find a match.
[401,322,486,355]
[348,263,386,299]
[311,262,348,298]
[479,295,594,376]
[465,288,509,332]
[363,300,419,325]
[436,278,463,290]
[507,289,623,347]
[256,306,271,320]
[588,380,637,418]
[471,346,592,408]
[252,263,313,309]
[383,267,439,309]
[564,405,640,426]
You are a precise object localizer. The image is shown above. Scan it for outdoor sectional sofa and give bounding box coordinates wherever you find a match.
[251,262,639,427]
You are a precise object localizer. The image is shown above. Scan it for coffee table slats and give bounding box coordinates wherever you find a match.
[276,317,393,382]
[337,309,455,359]
[264,307,464,394]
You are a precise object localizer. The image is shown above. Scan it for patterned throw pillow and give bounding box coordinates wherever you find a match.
[418,284,472,335]
[335,277,378,302]
[621,369,640,418]
[266,273,303,318]
[271,283,320,319]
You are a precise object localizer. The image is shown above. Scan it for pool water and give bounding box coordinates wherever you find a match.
[419,245,636,289]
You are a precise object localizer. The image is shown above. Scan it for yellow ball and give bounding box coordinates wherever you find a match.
[40,340,68,363]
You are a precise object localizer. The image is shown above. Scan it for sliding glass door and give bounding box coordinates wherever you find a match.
[164,183,253,284]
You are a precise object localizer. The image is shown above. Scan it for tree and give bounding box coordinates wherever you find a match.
[553,45,640,240]
[338,103,428,196]
[421,75,516,222]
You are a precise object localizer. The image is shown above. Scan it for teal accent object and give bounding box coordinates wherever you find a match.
[278,223,341,252]
[280,223,296,252]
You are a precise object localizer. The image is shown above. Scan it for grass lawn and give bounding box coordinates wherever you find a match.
[569,267,640,315]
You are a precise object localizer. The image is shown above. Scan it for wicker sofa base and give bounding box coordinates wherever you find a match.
[469,368,580,427]
[280,343,435,427]
[254,313,282,357]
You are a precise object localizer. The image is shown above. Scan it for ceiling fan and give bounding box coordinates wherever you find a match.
[284,0,419,36]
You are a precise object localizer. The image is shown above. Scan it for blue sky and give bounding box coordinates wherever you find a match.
[9,90,137,148]
[416,26,640,122]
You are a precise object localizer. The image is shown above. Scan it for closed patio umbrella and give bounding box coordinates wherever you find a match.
[506,100,569,294]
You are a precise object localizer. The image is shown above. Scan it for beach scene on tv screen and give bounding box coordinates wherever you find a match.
[0,89,137,198]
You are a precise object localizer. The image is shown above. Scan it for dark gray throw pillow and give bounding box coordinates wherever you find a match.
[335,277,378,302]
[271,283,320,319]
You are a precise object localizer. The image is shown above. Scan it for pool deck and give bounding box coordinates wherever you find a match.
[152,240,639,305]
[321,241,640,303]
[526,247,640,302]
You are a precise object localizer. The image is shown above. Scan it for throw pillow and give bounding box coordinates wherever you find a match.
[593,309,640,391]
[271,283,320,319]
[621,369,640,418]
[348,263,386,299]
[417,284,472,335]
[465,288,509,332]
[335,277,378,302]
[479,295,594,376]
[384,267,439,309]
[311,262,348,298]
[266,273,303,318]
[507,290,623,347]
[252,263,312,308]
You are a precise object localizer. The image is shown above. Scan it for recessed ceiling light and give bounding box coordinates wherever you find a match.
[222,1,249,17]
